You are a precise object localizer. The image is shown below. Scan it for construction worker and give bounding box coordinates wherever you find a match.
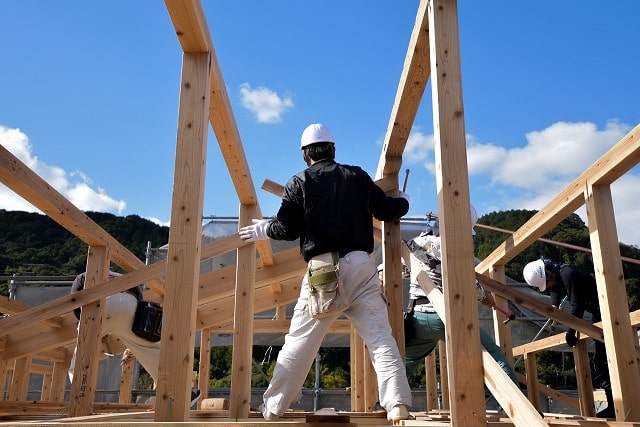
[239,123,412,422]
[399,207,518,385]
[69,271,202,409]
[523,258,614,418]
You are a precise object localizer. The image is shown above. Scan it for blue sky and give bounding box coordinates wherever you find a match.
[1,1,639,247]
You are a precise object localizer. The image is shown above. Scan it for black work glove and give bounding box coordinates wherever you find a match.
[565,330,578,347]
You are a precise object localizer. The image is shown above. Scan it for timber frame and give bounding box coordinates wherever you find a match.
[1,0,639,426]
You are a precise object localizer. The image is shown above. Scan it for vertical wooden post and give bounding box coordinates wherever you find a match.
[381,217,405,359]
[524,352,540,410]
[50,348,72,403]
[425,352,438,411]
[489,265,514,364]
[229,203,257,419]
[198,328,212,402]
[573,340,595,417]
[155,50,211,422]
[119,356,134,404]
[41,373,52,402]
[586,183,640,421]
[363,344,378,411]
[438,341,449,410]
[8,357,30,401]
[351,328,365,411]
[429,0,484,424]
[68,246,109,417]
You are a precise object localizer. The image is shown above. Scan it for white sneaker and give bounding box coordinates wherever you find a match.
[259,403,280,421]
[387,404,409,421]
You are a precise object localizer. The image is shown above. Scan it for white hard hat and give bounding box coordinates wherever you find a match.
[377,263,384,273]
[470,204,478,236]
[300,123,335,149]
[523,259,547,291]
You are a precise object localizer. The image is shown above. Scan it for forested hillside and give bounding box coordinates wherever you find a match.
[0,210,169,293]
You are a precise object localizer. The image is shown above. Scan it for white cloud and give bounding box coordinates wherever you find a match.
[406,120,639,246]
[494,120,631,189]
[239,83,293,124]
[0,124,126,215]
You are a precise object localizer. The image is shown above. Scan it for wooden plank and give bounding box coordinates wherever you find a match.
[7,357,30,401]
[403,243,545,425]
[196,277,301,330]
[156,51,211,422]
[164,0,210,53]
[425,352,438,411]
[50,349,72,403]
[198,328,212,401]
[363,342,377,411]
[352,330,365,412]
[374,0,431,180]
[0,145,161,294]
[476,123,640,274]
[68,246,110,417]
[586,183,640,420]
[482,352,546,427]
[573,339,595,417]
[0,264,165,337]
[119,355,134,404]
[198,246,306,305]
[0,296,62,329]
[476,272,605,343]
[524,352,540,410]
[381,217,405,358]
[213,319,350,334]
[488,266,515,365]
[428,1,485,424]
[437,341,449,409]
[229,204,257,419]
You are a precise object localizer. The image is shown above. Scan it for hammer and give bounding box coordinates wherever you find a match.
[402,169,410,192]
[493,305,516,324]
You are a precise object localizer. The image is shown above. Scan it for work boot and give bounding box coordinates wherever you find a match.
[387,404,409,421]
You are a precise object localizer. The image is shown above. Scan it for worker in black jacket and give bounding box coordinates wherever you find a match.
[240,123,412,421]
[524,258,615,418]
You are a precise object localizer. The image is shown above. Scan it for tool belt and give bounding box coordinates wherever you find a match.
[132,300,163,342]
[307,252,348,319]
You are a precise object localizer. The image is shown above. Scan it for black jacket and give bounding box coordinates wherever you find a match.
[267,159,409,262]
[550,264,600,335]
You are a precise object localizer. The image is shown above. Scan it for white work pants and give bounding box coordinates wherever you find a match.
[262,251,411,416]
[69,292,161,382]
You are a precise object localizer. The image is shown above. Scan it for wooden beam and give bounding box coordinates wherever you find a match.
[428,1,486,424]
[68,246,110,417]
[587,183,640,420]
[156,51,211,422]
[229,204,257,419]
[476,273,606,342]
[403,242,545,425]
[0,296,62,329]
[164,0,211,53]
[374,0,431,180]
[476,123,640,274]
[0,145,163,294]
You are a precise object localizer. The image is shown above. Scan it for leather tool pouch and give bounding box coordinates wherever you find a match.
[307,252,348,319]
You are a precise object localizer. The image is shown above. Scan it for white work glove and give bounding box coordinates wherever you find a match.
[239,219,271,242]
[399,191,410,204]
